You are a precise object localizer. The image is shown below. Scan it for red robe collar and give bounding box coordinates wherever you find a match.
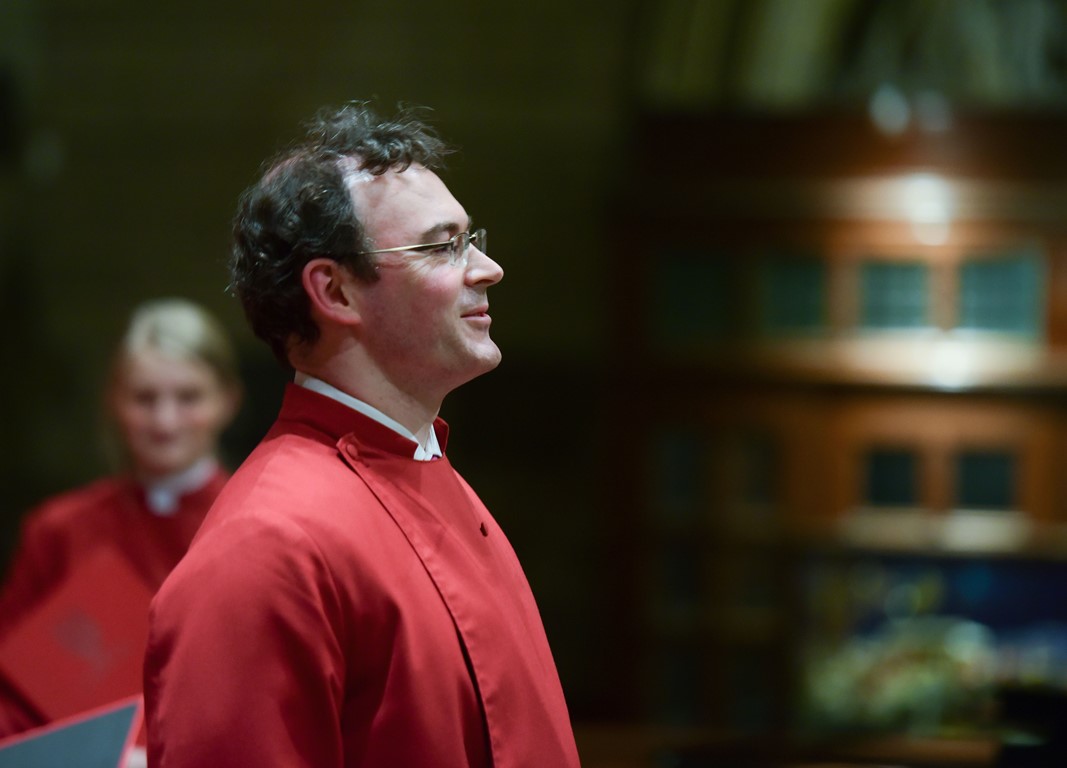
[272,382,450,459]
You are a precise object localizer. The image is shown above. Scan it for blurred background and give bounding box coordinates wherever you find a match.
[5,0,1067,765]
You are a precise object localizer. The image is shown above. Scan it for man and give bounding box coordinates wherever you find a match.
[143,103,581,767]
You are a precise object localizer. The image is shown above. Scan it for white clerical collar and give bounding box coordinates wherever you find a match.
[142,456,219,516]
[294,373,442,461]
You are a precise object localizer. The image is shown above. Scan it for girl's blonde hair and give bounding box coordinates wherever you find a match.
[116,298,239,389]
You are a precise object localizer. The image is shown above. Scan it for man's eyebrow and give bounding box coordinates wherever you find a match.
[419,216,473,242]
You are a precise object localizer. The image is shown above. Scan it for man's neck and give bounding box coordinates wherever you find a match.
[291,340,444,445]
[293,369,440,449]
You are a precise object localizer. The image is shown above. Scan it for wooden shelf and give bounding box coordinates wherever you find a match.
[792,515,1067,562]
[574,724,1000,768]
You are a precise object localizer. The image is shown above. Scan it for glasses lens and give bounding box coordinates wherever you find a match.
[447,229,486,267]
[449,232,469,267]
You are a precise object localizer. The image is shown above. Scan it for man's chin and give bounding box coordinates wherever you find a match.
[480,346,503,374]
[458,348,503,386]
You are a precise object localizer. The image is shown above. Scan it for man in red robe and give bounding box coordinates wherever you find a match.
[143,103,582,767]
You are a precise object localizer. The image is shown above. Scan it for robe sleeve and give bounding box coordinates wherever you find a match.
[0,510,76,736]
[0,512,67,639]
[144,517,349,768]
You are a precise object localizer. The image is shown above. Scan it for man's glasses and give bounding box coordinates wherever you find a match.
[358,228,487,268]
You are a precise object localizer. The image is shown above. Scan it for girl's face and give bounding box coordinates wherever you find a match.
[110,348,238,480]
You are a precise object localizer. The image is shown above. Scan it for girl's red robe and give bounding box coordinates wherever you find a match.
[0,467,227,736]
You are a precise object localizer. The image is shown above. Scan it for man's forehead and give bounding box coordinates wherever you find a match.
[339,157,430,193]
[336,155,375,187]
[342,160,461,234]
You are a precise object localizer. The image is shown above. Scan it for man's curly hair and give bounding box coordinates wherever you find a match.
[229,102,453,366]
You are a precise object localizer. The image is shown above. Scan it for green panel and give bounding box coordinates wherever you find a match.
[958,250,1043,337]
[652,251,738,343]
[956,449,1016,510]
[860,261,930,329]
[651,427,705,523]
[761,255,826,334]
[864,447,919,507]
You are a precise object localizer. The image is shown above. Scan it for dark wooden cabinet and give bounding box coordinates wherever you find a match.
[603,111,1067,757]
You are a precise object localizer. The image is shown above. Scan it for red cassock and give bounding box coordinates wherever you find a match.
[144,384,581,768]
[0,467,227,735]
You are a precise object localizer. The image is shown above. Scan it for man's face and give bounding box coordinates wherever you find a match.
[347,164,504,402]
[111,350,236,479]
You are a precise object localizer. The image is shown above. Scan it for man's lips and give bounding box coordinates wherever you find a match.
[462,306,489,318]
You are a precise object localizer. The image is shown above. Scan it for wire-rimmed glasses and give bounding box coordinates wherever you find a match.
[358,228,487,268]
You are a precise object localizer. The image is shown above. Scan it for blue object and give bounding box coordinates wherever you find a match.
[0,698,140,768]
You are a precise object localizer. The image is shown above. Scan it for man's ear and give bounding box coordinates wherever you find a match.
[301,258,362,328]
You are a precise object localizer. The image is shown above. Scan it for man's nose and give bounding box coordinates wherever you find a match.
[468,247,503,285]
